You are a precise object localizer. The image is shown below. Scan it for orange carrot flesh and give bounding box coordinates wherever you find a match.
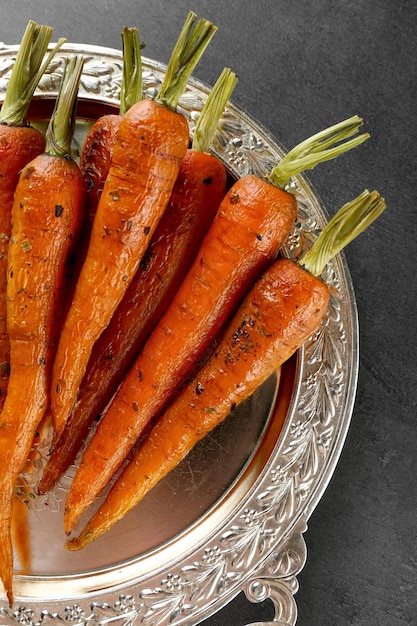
[0,55,86,603]
[79,114,121,232]
[0,125,46,408]
[63,173,297,532]
[50,99,189,440]
[51,12,217,440]
[0,20,65,411]
[79,26,143,240]
[39,149,227,493]
[42,67,237,493]
[66,257,330,549]
[0,153,86,599]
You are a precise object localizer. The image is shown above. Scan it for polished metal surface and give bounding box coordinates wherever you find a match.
[0,43,359,625]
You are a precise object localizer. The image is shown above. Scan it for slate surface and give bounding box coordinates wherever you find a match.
[1,1,416,624]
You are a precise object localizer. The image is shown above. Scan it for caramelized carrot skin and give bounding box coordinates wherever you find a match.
[79,113,121,227]
[0,152,85,600]
[66,257,330,548]
[64,174,297,531]
[51,99,189,439]
[39,150,226,492]
[0,124,46,408]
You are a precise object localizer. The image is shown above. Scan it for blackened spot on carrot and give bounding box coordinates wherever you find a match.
[137,370,143,381]
[144,226,151,235]
[105,353,115,361]
[230,192,240,204]
[23,166,35,180]
[203,176,213,185]
[126,220,133,231]
[56,383,61,394]
[195,381,204,395]
[140,248,153,270]
[103,226,111,236]
[256,233,263,241]
[19,202,24,209]
[110,190,119,201]
[132,401,139,412]
[55,205,64,217]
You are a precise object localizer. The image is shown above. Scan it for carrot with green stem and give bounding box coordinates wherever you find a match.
[62,26,143,318]
[64,115,369,533]
[39,67,236,493]
[0,55,86,604]
[0,21,65,408]
[80,25,143,235]
[51,11,218,441]
[67,189,386,549]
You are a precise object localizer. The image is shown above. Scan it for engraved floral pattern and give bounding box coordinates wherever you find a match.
[0,45,357,626]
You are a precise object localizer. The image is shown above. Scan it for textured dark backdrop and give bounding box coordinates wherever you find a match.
[1,1,416,624]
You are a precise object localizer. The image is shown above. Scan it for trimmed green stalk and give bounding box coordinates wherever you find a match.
[0,20,66,126]
[45,56,85,158]
[192,67,237,153]
[300,189,386,277]
[268,115,370,190]
[156,11,217,111]
[119,26,143,116]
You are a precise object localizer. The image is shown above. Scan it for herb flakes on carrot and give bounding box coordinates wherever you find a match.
[66,189,386,549]
[63,114,367,534]
[50,11,218,441]
[0,55,85,604]
[39,67,236,494]
[0,21,65,409]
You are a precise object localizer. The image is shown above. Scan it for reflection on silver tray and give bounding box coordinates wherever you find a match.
[0,43,358,625]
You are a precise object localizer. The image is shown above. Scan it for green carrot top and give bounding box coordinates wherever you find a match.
[0,20,65,127]
[119,26,143,116]
[192,67,237,153]
[155,11,217,112]
[45,56,85,158]
[268,115,370,190]
[300,189,386,277]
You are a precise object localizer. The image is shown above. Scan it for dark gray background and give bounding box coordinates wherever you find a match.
[2,1,416,624]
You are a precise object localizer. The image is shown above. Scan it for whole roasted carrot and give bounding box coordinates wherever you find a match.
[64,115,369,533]
[51,11,217,440]
[0,21,65,409]
[66,189,386,548]
[0,56,86,604]
[39,68,236,493]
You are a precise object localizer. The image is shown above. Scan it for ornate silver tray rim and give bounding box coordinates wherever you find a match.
[0,43,359,626]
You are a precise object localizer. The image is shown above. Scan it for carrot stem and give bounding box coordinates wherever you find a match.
[300,189,386,276]
[268,115,370,190]
[192,67,237,153]
[45,56,85,158]
[119,26,143,116]
[0,20,65,126]
[155,11,217,111]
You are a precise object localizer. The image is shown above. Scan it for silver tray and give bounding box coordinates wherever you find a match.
[0,43,358,625]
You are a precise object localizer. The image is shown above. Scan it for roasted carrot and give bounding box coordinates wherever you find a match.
[11,494,30,575]
[66,189,386,548]
[64,115,369,533]
[0,21,65,409]
[50,11,217,441]
[39,68,236,493]
[0,56,86,604]
[79,26,143,243]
